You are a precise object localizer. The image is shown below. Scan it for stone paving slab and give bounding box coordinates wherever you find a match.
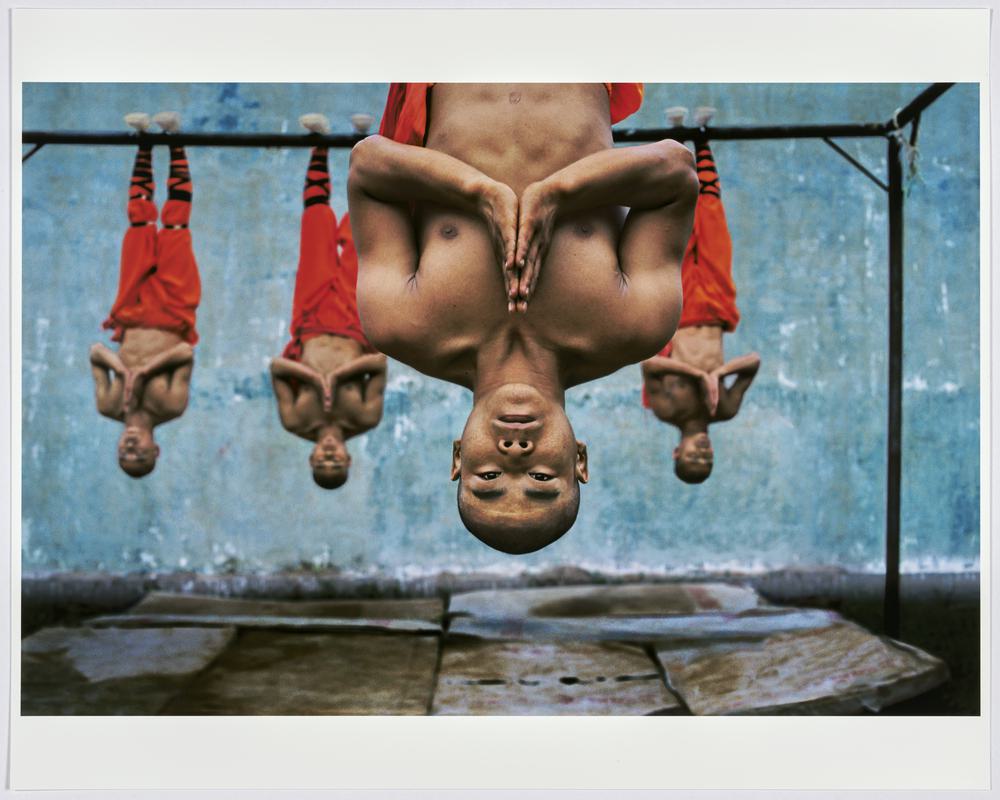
[657,622,949,715]
[161,630,439,715]
[21,625,235,715]
[450,583,766,619]
[448,607,839,643]
[433,640,681,715]
[86,592,443,633]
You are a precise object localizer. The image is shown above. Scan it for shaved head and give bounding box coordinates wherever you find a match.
[457,480,580,554]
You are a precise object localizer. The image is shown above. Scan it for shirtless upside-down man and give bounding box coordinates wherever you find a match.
[641,138,760,483]
[90,112,199,478]
[270,116,387,489]
[348,84,697,553]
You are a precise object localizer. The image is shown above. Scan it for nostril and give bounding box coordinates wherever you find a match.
[518,441,528,448]
[504,441,513,447]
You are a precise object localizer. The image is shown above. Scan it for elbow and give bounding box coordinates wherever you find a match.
[654,140,698,206]
[348,134,388,190]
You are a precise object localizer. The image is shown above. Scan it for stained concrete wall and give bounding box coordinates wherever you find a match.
[20,83,980,576]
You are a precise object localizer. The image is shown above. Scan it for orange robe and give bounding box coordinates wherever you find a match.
[103,195,201,345]
[282,208,371,360]
[378,82,645,146]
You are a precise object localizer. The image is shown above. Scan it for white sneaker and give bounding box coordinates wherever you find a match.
[665,106,688,127]
[124,112,151,132]
[153,111,182,133]
[694,106,716,127]
[300,113,331,135]
[350,113,374,135]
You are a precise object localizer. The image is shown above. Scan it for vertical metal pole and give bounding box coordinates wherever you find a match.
[884,134,903,638]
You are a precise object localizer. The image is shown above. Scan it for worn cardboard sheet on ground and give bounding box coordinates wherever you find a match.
[87,591,443,633]
[448,607,839,643]
[21,625,235,715]
[433,640,681,715]
[162,630,439,715]
[658,622,949,715]
[450,583,766,619]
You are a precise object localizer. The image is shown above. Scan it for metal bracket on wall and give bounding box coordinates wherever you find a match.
[822,138,888,192]
[21,143,44,163]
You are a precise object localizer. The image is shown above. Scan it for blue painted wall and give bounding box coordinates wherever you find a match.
[21,83,980,576]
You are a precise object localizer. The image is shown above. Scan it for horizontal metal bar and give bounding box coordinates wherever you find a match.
[823,137,888,192]
[21,130,367,148]
[22,121,893,151]
[615,122,888,142]
[888,83,954,130]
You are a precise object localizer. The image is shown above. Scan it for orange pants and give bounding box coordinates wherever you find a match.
[378,83,645,146]
[282,147,370,360]
[103,145,200,345]
[642,142,740,407]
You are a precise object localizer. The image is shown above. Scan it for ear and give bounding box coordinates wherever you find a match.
[450,439,462,481]
[672,445,680,460]
[575,440,589,484]
[153,444,161,458]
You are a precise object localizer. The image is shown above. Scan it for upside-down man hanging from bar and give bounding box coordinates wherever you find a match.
[89,112,200,478]
[641,115,760,483]
[349,83,696,553]
[269,114,387,490]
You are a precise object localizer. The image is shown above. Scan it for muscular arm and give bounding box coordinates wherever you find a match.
[356,361,388,429]
[89,343,126,420]
[270,357,327,420]
[331,352,388,385]
[127,342,195,418]
[347,135,518,331]
[152,362,193,421]
[713,353,761,421]
[641,355,705,381]
[270,370,304,434]
[515,139,698,303]
[330,354,388,432]
[137,342,194,380]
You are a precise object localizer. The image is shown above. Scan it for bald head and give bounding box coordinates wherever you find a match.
[312,463,349,490]
[673,431,713,484]
[117,426,159,479]
[457,480,580,554]
[119,454,157,478]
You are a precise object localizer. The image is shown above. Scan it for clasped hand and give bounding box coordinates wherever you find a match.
[479,179,559,313]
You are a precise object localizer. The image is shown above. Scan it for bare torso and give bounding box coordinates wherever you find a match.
[113,328,192,424]
[297,335,371,438]
[350,82,697,398]
[272,334,386,442]
[669,325,725,373]
[384,83,670,389]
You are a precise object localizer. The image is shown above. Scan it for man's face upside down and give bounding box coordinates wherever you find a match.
[452,383,589,554]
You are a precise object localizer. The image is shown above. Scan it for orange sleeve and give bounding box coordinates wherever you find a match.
[608,83,644,124]
[378,83,433,146]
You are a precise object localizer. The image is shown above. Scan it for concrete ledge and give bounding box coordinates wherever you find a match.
[21,567,980,628]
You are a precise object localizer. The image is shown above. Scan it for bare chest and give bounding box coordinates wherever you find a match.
[394,209,651,385]
[300,334,364,374]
